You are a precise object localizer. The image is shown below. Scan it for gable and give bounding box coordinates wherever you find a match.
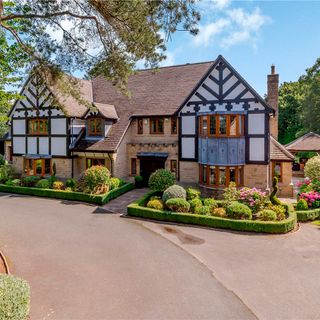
[179,55,274,115]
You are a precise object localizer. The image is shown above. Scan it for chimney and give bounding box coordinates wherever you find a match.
[267,64,279,140]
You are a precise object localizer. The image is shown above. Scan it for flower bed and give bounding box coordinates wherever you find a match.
[0,182,134,205]
[127,191,297,234]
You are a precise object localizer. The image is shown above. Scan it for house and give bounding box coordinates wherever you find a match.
[4,55,294,197]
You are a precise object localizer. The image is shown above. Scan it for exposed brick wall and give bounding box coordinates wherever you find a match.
[53,158,73,179]
[179,161,199,183]
[244,164,269,190]
[267,66,279,140]
[113,129,129,179]
[271,161,293,198]
[12,156,23,174]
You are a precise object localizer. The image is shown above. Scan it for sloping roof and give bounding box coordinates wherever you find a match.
[285,132,320,152]
[94,103,118,120]
[270,136,295,161]
[73,61,214,152]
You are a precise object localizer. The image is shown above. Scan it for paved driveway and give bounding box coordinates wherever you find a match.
[0,193,255,320]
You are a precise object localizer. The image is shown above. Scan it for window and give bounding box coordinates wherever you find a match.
[28,118,48,135]
[131,158,137,175]
[24,158,52,176]
[171,117,178,134]
[170,160,177,175]
[199,114,244,137]
[137,119,143,134]
[272,161,283,183]
[86,158,105,168]
[7,146,12,162]
[88,118,102,136]
[150,117,164,134]
[199,165,244,187]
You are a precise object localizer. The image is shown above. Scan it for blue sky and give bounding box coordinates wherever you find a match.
[158,0,320,95]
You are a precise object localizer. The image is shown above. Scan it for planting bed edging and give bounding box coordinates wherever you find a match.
[127,191,297,234]
[296,208,320,222]
[0,182,134,205]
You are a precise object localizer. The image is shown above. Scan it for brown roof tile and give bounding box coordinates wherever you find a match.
[270,136,295,161]
[285,132,320,152]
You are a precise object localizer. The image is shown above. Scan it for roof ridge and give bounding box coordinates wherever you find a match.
[285,131,320,148]
[271,136,295,160]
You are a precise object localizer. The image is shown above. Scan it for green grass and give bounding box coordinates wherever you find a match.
[311,220,320,226]
[127,191,297,234]
[0,182,134,205]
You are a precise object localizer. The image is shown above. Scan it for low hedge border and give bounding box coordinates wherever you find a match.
[127,191,297,234]
[0,182,134,205]
[296,208,320,222]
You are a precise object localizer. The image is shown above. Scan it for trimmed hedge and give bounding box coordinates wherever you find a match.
[296,208,320,222]
[0,274,30,320]
[0,182,134,205]
[127,191,297,234]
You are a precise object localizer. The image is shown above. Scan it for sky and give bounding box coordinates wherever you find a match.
[154,0,320,96]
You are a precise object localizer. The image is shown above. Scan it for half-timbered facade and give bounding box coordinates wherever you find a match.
[4,55,294,196]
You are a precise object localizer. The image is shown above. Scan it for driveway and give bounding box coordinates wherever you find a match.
[140,219,320,320]
[0,193,255,320]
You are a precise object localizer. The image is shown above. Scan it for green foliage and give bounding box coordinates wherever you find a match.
[22,175,40,187]
[0,274,30,320]
[162,184,186,202]
[134,175,143,182]
[212,207,227,218]
[305,156,320,181]
[203,198,218,209]
[257,209,277,221]
[65,178,77,190]
[0,164,14,183]
[0,154,6,166]
[148,169,175,191]
[188,198,203,213]
[223,182,240,204]
[270,177,282,206]
[52,162,56,176]
[52,181,64,190]
[35,179,50,189]
[186,187,201,200]
[268,204,286,221]
[165,198,190,213]
[82,165,111,193]
[194,205,211,215]
[296,207,320,222]
[147,199,164,210]
[5,179,20,186]
[297,199,309,211]
[226,201,252,220]
[110,177,124,190]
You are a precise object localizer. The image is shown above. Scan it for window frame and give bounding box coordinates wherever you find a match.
[28,118,48,135]
[170,159,178,175]
[86,158,106,169]
[137,118,143,135]
[131,158,137,175]
[24,158,52,176]
[149,117,164,135]
[272,161,283,183]
[88,118,103,136]
[171,117,178,135]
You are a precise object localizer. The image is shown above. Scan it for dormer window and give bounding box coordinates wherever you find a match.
[88,118,102,136]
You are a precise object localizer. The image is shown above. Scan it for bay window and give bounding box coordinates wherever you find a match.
[24,158,52,176]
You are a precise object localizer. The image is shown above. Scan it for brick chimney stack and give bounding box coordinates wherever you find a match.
[267,64,279,140]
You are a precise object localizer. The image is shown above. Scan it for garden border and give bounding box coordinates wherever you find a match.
[127,191,297,234]
[0,182,134,205]
[296,208,320,222]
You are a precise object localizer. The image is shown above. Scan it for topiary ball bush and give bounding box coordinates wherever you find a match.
[165,198,190,213]
[186,187,201,200]
[148,169,175,191]
[305,156,320,181]
[296,198,309,210]
[268,204,286,221]
[203,198,218,209]
[162,184,186,202]
[0,274,30,320]
[194,205,211,215]
[82,165,111,193]
[65,178,77,190]
[226,201,252,220]
[188,198,203,213]
[110,177,124,190]
[22,175,40,187]
[35,179,50,189]
[212,207,227,218]
[147,199,164,210]
[5,179,21,187]
[257,209,277,221]
[52,181,64,190]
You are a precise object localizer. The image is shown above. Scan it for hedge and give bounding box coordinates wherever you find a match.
[0,274,30,320]
[127,191,297,234]
[0,182,134,205]
[296,208,320,222]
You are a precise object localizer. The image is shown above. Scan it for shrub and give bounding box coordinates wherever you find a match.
[186,187,201,200]
[35,179,50,189]
[92,183,109,195]
[162,185,186,202]
[223,182,240,204]
[65,178,77,190]
[82,166,111,193]
[270,177,282,206]
[195,205,211,215]
[147,199,164,210]
[0,274,30,320]
[296,198,309,210]
[166,198,190,213]
[52,181,64,190]
[0,154,6,166]
[239,187,268,213]
[212,207,227,218]
[5,179,20,187]
[299,191,320,209]
[188,198,203,213]
[22,175,40,187]
[226,201,252,220]
[110,177,123,190]
[305,156,320,181]
[268,204,286,221]
[203,198,218,209]
[257,209,277,221]
[148,169,175,191]
[296,178,313,194]
[134,175,143,182]
[0,164,15,183]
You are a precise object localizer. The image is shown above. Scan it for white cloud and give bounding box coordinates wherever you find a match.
[198,0,231,12]
[193,6,271,49]
[212,0,231,10]
[160,51,175,67]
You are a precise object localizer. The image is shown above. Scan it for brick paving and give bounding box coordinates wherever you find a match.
[101,187,149,213]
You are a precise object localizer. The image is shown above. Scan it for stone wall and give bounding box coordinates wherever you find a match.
[179,161,199,183]
[271,161,293,198]
[12,156,23,174]
[53,158,72,179]
[244,164,269,190]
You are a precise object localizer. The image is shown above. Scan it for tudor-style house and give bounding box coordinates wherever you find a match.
[4,55,294,197]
